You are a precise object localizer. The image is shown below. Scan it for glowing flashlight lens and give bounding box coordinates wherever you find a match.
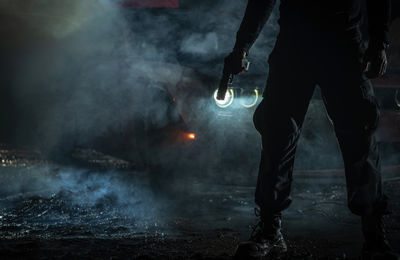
[213,88,234,108]
[240,89,259,108]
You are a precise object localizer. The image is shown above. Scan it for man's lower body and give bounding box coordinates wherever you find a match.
[236,35,398,259]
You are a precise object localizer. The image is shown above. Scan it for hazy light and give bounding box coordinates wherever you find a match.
[213,88,234,108]
[240,89,259,108]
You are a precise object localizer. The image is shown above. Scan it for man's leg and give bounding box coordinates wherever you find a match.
[321,77,386,216]
[319,52,398,259]
[253,92,311,214]
[253,44,316,214]
[235,45,316,258]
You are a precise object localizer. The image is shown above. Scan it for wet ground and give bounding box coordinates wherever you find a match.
[0,145,399,259]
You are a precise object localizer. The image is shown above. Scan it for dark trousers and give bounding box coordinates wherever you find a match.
[253,33,388,216]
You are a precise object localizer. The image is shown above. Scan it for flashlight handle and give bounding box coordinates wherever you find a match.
[217,71,233,100]
[217,58,249,100]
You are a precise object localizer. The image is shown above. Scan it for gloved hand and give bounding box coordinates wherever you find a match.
[363,47,388,79]
[223,51,248,75]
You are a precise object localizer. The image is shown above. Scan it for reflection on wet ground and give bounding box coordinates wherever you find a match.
[0,147,399,259]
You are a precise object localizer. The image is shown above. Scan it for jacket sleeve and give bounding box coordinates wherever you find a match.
[233,0,277,54]
[366,0,391,49]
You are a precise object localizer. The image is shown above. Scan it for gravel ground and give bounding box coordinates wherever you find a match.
[0,146,399,259]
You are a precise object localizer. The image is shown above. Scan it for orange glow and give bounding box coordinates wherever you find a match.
[187,133,196,140]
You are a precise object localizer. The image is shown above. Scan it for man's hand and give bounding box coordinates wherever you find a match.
[363,48,388,79]
[217,51,249,100]
[224,51,248,75]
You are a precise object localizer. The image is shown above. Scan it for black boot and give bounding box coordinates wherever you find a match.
[361,214,400,260]
[234,208,287,259]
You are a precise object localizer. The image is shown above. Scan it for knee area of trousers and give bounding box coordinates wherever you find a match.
[335,106,379,136]
[253,106,300,138]
[258,117,301,146]
[258,118,301,154]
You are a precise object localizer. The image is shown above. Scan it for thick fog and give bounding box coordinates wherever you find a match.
[0,0,281,174]
[0,1,398,233]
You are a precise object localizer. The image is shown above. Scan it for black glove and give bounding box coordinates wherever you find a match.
[363,47,388,79]
[223,51,248,75]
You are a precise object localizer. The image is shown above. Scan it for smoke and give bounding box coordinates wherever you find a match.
[0,166,154,212]
[0,1,283,237]
[0,0,276,176]
[1,0,397,198]
[180,32,219,55]
[0,165,172,238]
[0,0,114,39]
[1,1,176,150]
[0,1,398,244]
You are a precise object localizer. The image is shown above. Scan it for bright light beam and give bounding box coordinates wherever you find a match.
[213,88,234,108]
[240,89,259,108]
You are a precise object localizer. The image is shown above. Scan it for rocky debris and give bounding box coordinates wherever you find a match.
[0,144,46,168]
[0,143,134,170]
[70,147,134,170]
[0,145,398,259]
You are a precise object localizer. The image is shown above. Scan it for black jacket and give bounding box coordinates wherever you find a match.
[233,0,391,54]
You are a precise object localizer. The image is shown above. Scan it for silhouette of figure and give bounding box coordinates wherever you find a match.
[223,0,399,259]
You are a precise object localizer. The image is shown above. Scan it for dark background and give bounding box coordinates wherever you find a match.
[0,1,399,259]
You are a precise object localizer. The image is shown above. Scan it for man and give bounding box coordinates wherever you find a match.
[222,0,399,259]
